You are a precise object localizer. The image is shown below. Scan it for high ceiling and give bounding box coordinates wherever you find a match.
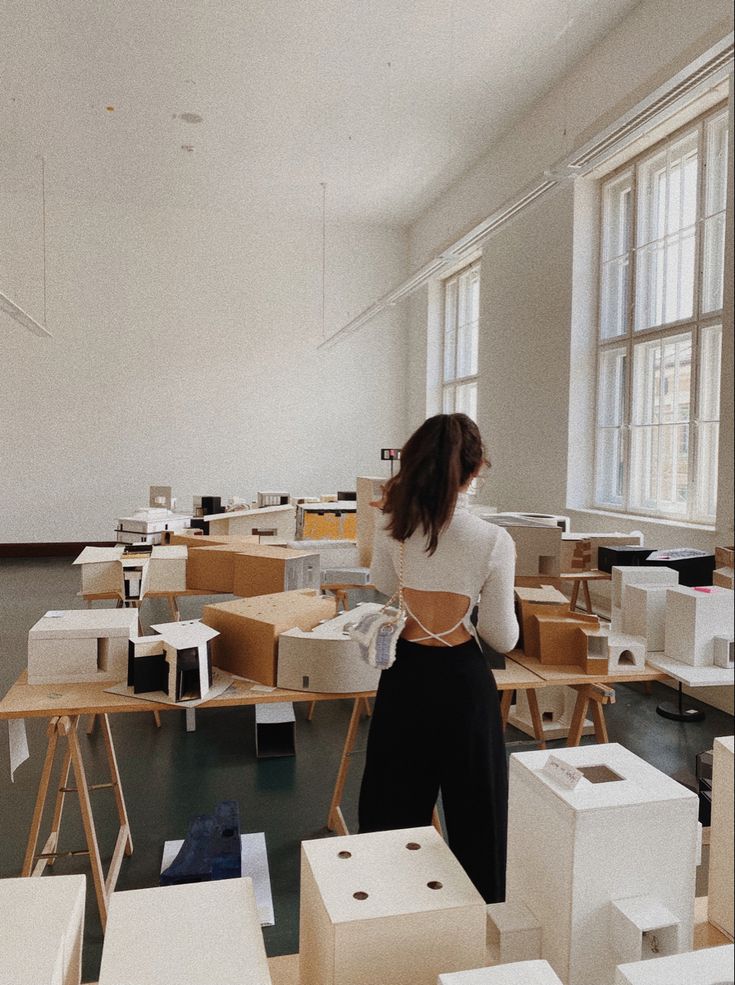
[2,0,641,224]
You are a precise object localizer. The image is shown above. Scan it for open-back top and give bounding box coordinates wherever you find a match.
[370,497,519,653]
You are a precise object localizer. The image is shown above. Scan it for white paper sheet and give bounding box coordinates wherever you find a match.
[8,719,29,781]
[104,667,235,707]
[160,832,274,926]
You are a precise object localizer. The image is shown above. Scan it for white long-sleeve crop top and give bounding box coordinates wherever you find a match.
[370,498,519,654]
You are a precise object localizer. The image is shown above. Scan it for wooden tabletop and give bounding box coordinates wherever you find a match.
[510,649,668,686]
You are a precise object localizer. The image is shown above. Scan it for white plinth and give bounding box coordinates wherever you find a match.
[624,585,668,651]
[439,960,563,984]
[647,653,735,687]
[299,826,486,985]
[611,567,678,612]
[708,735,734,939]
[0,873,85,985]
[503,744,699,985]
[664,586,734,667]
[614,944,734,984]
[98,879,271,985]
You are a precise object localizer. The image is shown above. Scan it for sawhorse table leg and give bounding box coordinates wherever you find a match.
[499,688,547,749]
[327,698,363,835]
[21,713,133,930]
[568,684,616,746]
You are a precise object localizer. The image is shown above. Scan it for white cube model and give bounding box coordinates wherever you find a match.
[664,586,734,667]
[611,567,679,615]
[0,873,85,985]
[614,944,734,984]
[713,636,734,669]
[98,878,271,985]
[299,826,486,985]
[146,545,188,592]
[439,961,563,984]
[72,545,126,594]
[28,609,139,685]
[277,606,381,693]
[623,585,669,652]
[494,744,699,985]
[708,735,734,939]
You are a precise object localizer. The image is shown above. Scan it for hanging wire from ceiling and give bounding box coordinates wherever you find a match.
[41,155,48,329]
[320,180,327,340]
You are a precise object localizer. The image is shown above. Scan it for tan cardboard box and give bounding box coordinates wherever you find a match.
[202,589,337,685]
[232,547,320,597]
[186,545,242,593]
[515,585,570,659]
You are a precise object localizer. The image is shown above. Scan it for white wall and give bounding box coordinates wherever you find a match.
[0,194,409,542]
[407,0,733,552]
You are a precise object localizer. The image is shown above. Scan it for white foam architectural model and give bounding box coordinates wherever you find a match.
[614,944,734,984]
[484,515,562,578]
[488,744,699,985]
[115,507,191,545]
[610,567,679,634]
[509,687,594,740]
[277,606,381,693]
[708,735,734,939]
[439,961,563,984]
[205,503,296,540]
[257,490,290,507]
[128,620,219,702]
[663,586,734,667]
[73,545,187,599]
[713,636,734,669]
[285,539,370,584]
[0,873,85,985]
[623,585,669,652]
[98,878,271,985]
[299,826,486,985]
[28,609,139,684]
[605,632,646,672]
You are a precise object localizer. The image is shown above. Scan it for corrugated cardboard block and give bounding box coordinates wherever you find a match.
[506,744,698,985]
[515,586,570,659]
[708,735,734,939]
[357,476,385,567]
[486,899,542,964]
[231,547,320,598]
[98,878,271,985]
[277,606,381,693]
[28,609,138,684]
[439,960,562,984]
[202,590,336,685]
[611,567,679,611]
[0,873,85,985]
[299,826,486,985]
[624,584,668,651]
[533,612,600,667]
[664,586,735,667]
[614,944,734,984]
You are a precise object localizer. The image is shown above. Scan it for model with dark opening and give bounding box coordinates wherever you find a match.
[358,413,518,903]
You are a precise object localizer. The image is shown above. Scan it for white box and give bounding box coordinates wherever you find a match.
[277,606,381,693]
[147,546,188,593]
[606,633,646,673]
[486,899,543,964]
[664,586,735,667]
[28,609,139,684]
[0,874,85,985]
[98,878,271,985]
[611,567,678,612]
[614,944,734,984]
[503,744,699,985]
[708,735,734,939]
[299,826,486,985]
[624,585,668,651]
[713,636,734,669]
[439,961,563,984]
[72,545,125,593]
[508,687,594,741]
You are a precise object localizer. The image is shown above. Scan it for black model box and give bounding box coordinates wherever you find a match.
[597,545,653,572]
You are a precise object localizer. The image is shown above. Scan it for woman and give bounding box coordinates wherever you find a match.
[358,413,518,903]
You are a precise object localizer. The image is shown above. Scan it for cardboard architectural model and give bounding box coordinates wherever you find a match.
[485,516,562,580]
[561,533,643,573]
[707,735,734,939]
[614,944,734,985]
[115,507,191,545]
[73,545,188,599]
[257,491,290,507]
[296,501,357,540]
[277,606,382,693]
[28,609,139,684]
[205,503,296,540]
[356,476,385,566]
[439,961,563,984]
[98,879,271,985]
[489,744,699,985]
[299,826,486,985]
[202,589,337,685]
[286,539,370,584]
[713,545,734,588]
[0,873,85,985]
[128,620,219,702]
[186,544,320,596]
[514,585,609,672]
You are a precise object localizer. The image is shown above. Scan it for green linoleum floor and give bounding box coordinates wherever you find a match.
[0,557,732,981]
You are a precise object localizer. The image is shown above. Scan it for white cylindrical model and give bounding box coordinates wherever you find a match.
[494,743,699,985]
[277,605,381,693]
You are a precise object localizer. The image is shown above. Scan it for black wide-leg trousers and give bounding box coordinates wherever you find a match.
[358,636,508,903]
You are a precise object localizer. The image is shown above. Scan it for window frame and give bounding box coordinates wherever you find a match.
[593,101,728,525]
[441,259,481,421]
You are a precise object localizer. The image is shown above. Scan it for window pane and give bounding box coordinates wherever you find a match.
[602,172,633,260]
[705,111,729,217]
[702,212,727,313]
[600,257,629,339]
[457,268,479,377]
[597,347,626,426]
[699,323,722,422]
[657,423,689,515]
[629,425,659,511]
[695,421,719,521]
[455,381,477,421]
[443,280,457,382]
[442,385,455,414]
[595,427,625,505]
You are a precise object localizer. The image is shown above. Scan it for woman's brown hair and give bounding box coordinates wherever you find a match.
[382,413,489,555]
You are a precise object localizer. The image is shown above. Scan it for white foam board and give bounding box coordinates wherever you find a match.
[708,735,734,939]
[614,944,734,984]
[611,567,678,611]
[624,585,668,651]
[439,961,563,984]
[664,586,734,667]
[646,654,735,687]
[160,832,274,926]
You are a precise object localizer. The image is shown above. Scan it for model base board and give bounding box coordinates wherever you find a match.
[614,943,734,984]
[439,960,563,984]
